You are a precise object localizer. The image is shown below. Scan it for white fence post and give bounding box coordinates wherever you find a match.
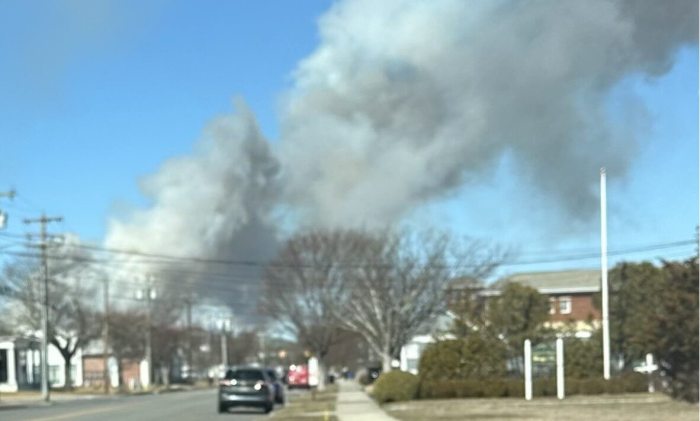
[524,339,532,401]
[556,338,565,399]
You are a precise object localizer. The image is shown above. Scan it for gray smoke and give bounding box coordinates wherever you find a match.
[105,0,696,310]
[281,0,697,226]
[105,101,279,319]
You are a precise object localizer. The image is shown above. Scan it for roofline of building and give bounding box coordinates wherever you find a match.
[538,287,600,294]
[479,286,600,296]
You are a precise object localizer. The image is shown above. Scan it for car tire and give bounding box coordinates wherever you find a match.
[218,402,227,413]
[264,403,273,413]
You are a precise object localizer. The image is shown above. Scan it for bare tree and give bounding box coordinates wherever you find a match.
[260,230,361,390]
[2,242,101,389]
[49,279,101,389]
[334,229,505,372]
[261,228,505,376]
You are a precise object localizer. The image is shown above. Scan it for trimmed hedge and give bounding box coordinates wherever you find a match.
[419,336,508,381]
[373,371,420,404]
[566,372,648,396]
[419,379,522,399]
[418,372,648,399]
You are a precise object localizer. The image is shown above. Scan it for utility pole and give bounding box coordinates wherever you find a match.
[136,277,156,388]
[184,296,193,380]
[220,318,229,367]
[600,168,611,380]
[102,277,110,394]
[24,213,62,402]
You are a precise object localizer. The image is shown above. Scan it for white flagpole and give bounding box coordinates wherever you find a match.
[600,168,611,380]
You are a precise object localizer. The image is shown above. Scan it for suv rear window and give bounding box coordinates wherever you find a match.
[225,369,265,381]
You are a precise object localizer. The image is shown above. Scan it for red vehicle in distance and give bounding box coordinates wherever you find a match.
[286,364,309,389]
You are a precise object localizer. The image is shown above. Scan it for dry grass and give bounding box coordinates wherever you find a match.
[271,386,338,421]
[384,393,698,421]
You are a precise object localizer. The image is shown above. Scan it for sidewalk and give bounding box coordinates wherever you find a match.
[336,380,398,421]
[0,391,101,410]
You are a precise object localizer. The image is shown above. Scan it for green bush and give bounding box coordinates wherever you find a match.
[419,335,508,381]
[613,372,647,393]
[356,370,371,386]
[417,373,648,400]
[372,371,420,404]
[455,380,483,398]
[564,334,603,379]
[566,372,647,395]
[420,380,460,399]
[505,379,524,397]
[533,378,556,396]
[418,379,522,399]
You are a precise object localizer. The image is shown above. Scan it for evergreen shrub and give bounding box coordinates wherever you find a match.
[372,371,420,404]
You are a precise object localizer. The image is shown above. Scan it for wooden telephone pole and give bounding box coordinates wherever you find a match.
[24,213,62,402]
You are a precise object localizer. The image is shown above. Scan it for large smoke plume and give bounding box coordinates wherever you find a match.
[105,0,697,313]
[282,0,697,225]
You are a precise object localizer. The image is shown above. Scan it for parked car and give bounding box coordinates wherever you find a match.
[368,366,382,384]
[266,368,286,404]
[218,367,275,414]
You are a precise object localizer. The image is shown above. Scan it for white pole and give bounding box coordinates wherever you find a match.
[646,353,655,393]
[524,339,532,401]
[600,168,611,380]
[556,338,565,399]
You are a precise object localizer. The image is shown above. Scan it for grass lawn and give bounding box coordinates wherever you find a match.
[271,385,338,421]
[384,393,698,421]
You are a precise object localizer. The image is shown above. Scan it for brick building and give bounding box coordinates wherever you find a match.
[82,354,144,390]
[456,269,602,337]
[401,269,602,374]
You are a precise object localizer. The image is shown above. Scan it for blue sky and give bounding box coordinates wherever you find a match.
[0,1,697,275]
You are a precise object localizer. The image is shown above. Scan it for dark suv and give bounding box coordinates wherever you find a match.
[218,367,275,414]
[266,368,285,404]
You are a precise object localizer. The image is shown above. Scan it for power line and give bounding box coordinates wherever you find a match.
[1,238,693,269]
[0,228,695,265]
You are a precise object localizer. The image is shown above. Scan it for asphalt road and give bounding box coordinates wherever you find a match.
[0,388,283,421]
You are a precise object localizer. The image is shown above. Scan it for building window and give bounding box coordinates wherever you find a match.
[559,296,572,314]
[549,297,557,315]
[49,365,61,385]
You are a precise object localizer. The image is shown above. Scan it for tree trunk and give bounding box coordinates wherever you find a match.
[381,353,392,373]
[161,365,170,387]
[64,358,72,390]
[116,358,123,391]
[316,360,327,391]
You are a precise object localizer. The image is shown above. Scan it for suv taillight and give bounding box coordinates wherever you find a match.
[219,379,238,386]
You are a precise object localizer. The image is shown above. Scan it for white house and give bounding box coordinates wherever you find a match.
[0,336,41,392]
[0,335,88,392]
